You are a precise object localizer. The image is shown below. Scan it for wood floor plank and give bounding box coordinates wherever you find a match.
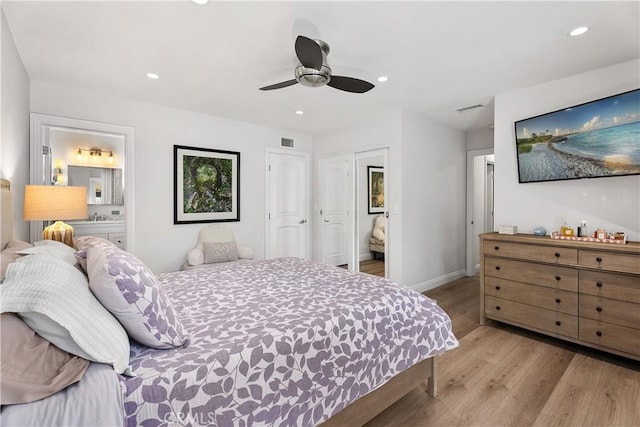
[534,354,640,427]
[364,275,640,427]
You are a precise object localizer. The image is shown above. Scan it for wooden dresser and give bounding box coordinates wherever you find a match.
[480,232,640,361]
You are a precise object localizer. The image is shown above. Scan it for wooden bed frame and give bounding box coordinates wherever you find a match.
[321,356,436,426]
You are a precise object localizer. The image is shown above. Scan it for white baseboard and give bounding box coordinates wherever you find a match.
[408,269,467,294]
[359,252,373,262]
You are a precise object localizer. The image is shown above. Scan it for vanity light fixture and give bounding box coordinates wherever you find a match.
[76,147,115,165]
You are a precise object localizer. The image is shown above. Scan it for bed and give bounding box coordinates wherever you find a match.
[1,181,459,426]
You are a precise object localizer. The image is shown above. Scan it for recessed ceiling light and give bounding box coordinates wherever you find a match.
[295,110,304,115]
[192,0,208,4]
[146,73,160,80]
[377,76,388,82]
[569,26,589,37]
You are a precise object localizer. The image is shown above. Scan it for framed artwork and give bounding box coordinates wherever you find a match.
[174,145,240,224]
[367,166,384,214]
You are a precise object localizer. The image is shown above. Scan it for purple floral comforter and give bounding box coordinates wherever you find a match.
[120,258,459,426]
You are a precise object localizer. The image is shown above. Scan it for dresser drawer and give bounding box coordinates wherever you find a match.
[579,318,640,357]
[579,250,640,274]
[485,277,577,315]
[484,257,578,292]
[579,270,640,303]
[485,296,578,338]
[579,294,640,329]
[484,241,577,265]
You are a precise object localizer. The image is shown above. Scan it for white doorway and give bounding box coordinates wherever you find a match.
[466,149,494,276]
[266,150,310,258]
[319,155,352,267]
[355,148,389,277]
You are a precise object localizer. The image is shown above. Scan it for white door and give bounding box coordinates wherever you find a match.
[267,151,309,258]
[319,157,351,266]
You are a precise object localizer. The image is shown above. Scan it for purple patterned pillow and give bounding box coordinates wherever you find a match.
[86,246,190,349]
[74,235,117,252]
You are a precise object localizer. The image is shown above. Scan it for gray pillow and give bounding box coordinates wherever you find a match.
[17,239,79,267]
[0,254,132,375]
[1,313,89,405]
[203,241,238,264]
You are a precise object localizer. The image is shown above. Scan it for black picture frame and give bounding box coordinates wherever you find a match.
[367,166,384,214]
[514,88,640,183]
[174,145,240,224]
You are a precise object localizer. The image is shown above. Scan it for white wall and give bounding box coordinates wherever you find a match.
[1,10,30,242]
[357,155,383,261]
[30,81,312,272]
[400,110,467,291]
[494,59,640,240]
[467,127,494,151]
[313,110,403,279]
[314,109,467,291]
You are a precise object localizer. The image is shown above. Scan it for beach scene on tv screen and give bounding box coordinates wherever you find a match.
[515,90,640,183]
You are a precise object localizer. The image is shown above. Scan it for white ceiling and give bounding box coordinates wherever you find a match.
[3,1,639,135]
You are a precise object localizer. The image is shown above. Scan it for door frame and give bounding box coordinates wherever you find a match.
[466,148,494,276]
[354,148,389,277]
[264,148,311,259]
[29,113,135,253]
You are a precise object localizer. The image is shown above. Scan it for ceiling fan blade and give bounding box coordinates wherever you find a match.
[327,76,375,93]
[295,35,323,70]
[259,80,298,91]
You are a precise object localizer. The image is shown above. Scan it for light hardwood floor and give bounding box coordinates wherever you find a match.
[360,259,385,277]
[365,275,640,427]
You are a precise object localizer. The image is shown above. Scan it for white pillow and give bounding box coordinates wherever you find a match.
[17,240,79,267]
[0,254,132,375]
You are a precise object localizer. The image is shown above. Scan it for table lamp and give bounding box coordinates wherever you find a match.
[24,185,88,247]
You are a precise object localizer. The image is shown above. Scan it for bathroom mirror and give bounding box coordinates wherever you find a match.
[68,166,124,205]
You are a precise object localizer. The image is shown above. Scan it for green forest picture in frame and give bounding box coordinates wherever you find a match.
[174,145,240,224]
[368,166,384,214]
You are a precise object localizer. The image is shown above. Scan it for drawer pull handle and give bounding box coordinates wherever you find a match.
[596,257,602,263]
[496,306,501,311]
[555,321,561,326]
[495,266,501,271]
[555,298,561,304]
[495,286,501,290]
[596,282,603,288]
[596,307,602,312]
[494,246,500,251]
[555,276,561,281]
[554,252,560,258]
[596,331,602,337]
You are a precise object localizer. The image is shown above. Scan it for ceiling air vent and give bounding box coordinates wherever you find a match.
[455,104,484,112]
[281,138,294,148]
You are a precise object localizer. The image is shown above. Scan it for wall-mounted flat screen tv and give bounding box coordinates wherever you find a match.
[514,88,640,183]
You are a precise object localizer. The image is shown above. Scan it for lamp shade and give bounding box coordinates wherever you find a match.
[24,185,88,221]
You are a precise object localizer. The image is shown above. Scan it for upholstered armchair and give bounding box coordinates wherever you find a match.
[369,215,385,260]
[183,224,254,270]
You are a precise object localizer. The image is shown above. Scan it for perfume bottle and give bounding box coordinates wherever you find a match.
[577,220,588,237]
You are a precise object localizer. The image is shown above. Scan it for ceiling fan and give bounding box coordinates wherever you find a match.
[259,36,375,94]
